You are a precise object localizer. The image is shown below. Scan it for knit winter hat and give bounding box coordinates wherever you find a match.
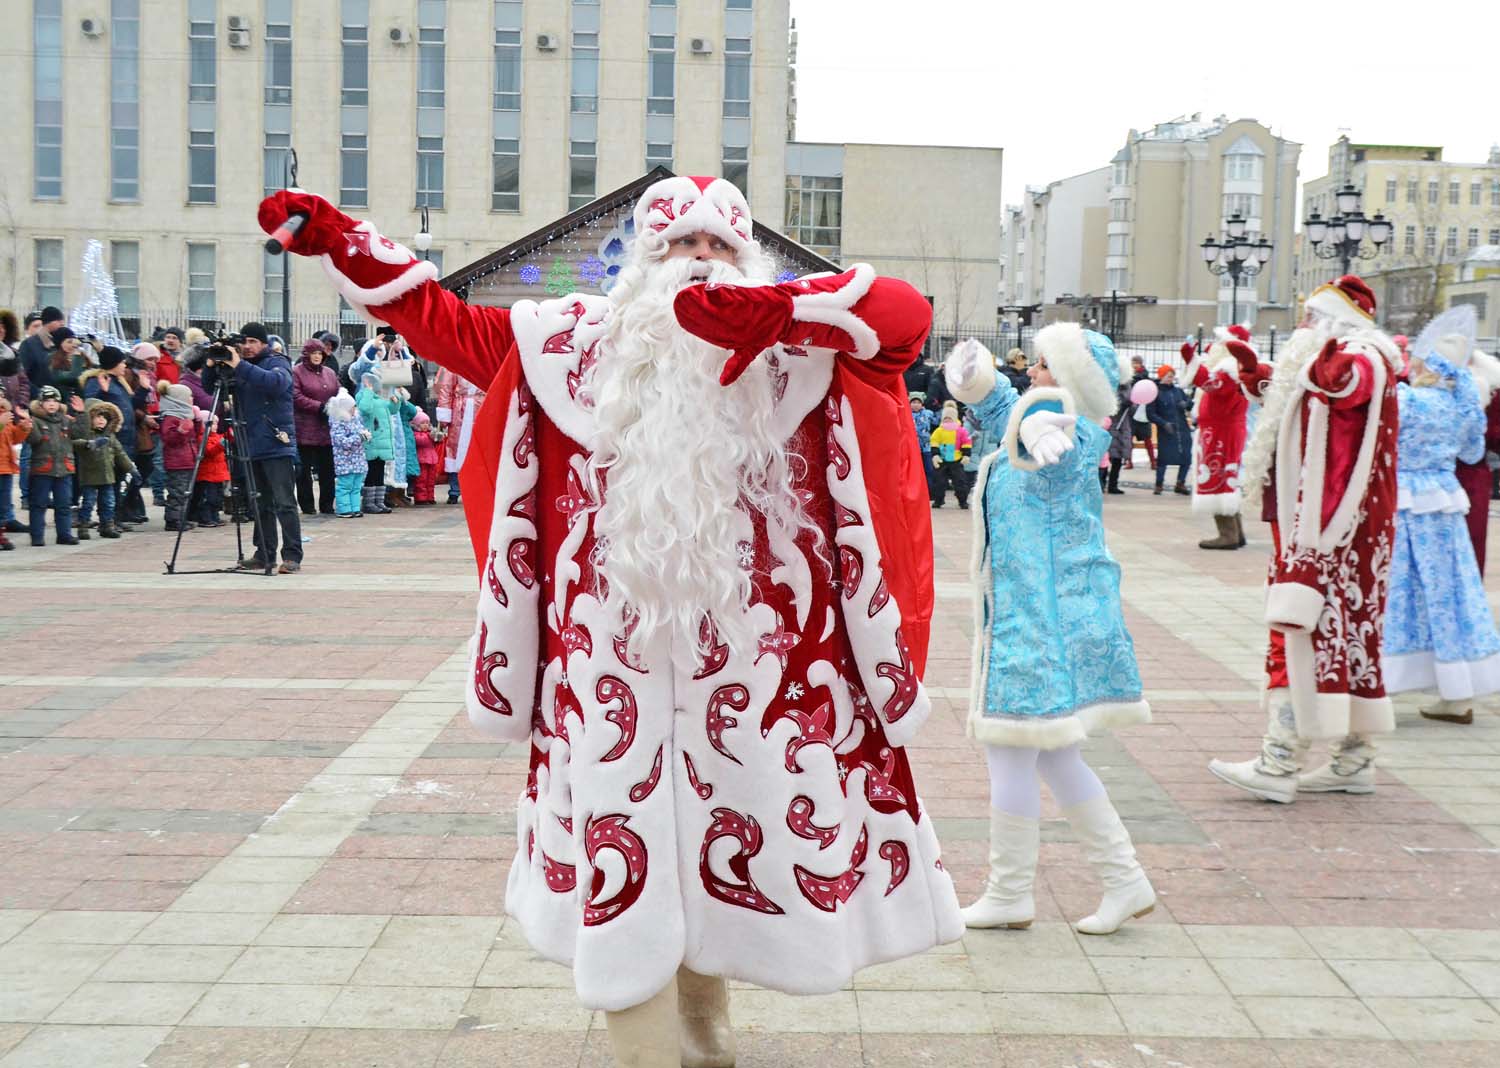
[39,386,62,402]
[326,389,356,420]
[411,410,431,428]
[302,338,325,357]
[98,347,127,371]
[132,342,161,365]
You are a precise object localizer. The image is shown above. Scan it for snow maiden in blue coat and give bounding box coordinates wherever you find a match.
[947,325,1155,936]
[1383,307,1500,725]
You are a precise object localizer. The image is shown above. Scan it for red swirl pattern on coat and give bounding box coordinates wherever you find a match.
[684,751,713,800]
[700,807,785,915]
[876,632,918,724]
[628,744,665,803]
[583,813,648,926]
[706,684,749,765]
[879,840,910,896]
[794,825,868,912]
[472,622,512,717]
[484,549,507,607]
[596,676,638,763]
[786,795,839,850]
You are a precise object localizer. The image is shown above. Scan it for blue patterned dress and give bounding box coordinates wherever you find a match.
[1383,376,1500,698]
[967,378,1150,749]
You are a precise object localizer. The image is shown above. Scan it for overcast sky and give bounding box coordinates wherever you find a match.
[788,0,1499,208]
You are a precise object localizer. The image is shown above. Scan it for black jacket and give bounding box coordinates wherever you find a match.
[232,352,298,461]
[17,332,55,395]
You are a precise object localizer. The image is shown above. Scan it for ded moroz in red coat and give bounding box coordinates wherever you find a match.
[1253,316,1402,741]
[258,183,960,1012]
[1182,327,1257,516]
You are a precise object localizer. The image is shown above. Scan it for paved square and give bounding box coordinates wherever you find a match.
[1,481,1499,1067]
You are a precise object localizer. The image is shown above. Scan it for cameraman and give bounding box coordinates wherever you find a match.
[227,323,302,574]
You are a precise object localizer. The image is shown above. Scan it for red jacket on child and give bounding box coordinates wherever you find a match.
[160,415,202,471]
[198,432,230,483]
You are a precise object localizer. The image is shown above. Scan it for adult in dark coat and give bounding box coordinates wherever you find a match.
[291,340,340,515]
[17,307,66,398]
[1105,384,1133,494]
[229,322,302,572]
[1146,365,1192,494]
[1000,348,1031,395]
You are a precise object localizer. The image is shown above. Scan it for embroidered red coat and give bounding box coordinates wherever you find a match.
[255,192,961,1011]
[1183,343,1251,515]
[432,366,485,475]
[1260,329,1402,740]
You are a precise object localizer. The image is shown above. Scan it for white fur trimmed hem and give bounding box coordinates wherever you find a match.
[1191,490,1241,516]
[968,699,1151,750]
[1293,692,1395,739]
[1384,648,1500,701]
[1266,582,1324,632]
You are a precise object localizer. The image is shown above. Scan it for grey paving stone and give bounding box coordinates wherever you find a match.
[419,743,511,759]
[0,809,88,833]
[159,811,269,834]
[262,741,351,758]
[102,738,192,757]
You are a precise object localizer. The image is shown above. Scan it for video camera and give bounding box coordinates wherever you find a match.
[199,327,245,365]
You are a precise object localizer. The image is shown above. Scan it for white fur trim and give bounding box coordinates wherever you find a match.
[968,699,1151,750]
[435,406,453,422]
[1182,353,1206,387]
[946,340,999,405]
[1033,322,1115,422]
[1003,387,1074,472]
[1306,285,1374,328]
[1306,350,1387,552]
[789,264,878,360]
[1383,649,1500,702]
[634,175,753,253]
[1398,484,1470,514]
[1265,582,1324,631]
[968,447,1002,726]
[1191,489,1241,516]
[319,221,440,316]
[1469,349,1500,407]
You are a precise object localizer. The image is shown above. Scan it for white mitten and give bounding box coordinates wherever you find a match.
[1018,411,1077,467]
[945,338,998,404]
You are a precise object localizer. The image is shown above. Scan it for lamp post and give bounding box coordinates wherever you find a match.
[1303,182,1392,275]
[415,205,432,262]
[1199,212,1273,326]
[281,147,298,342]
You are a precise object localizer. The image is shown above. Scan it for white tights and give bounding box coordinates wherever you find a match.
[984,743,1106,819]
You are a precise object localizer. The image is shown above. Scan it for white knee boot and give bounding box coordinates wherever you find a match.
[605,973,681,1068]
[1065,795,1156,935]
[961,809,1038,930]
[678,966,735,1068]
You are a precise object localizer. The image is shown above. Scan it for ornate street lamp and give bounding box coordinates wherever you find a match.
[1200,212,1272,325]
[1304,183,1391,275]
[415,205,432,262]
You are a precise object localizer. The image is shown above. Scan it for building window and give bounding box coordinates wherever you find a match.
[342,24,368,106]
[110,241,139,316]
[1222,193,1261,222]
[1223,153,1262,182]
[418,29,445,110]
[417,137,444,209]
[189,130,216,204]
[647,35,675,115]
[726,0,752,7]
[785,175,841,258]
[1449,179,1460,205]
[1384,178,1397,201]
[723,37,752,118]
[1424,226,1436,257]
[1446,227,1458,257]
[1469,228,1481,250]
[569,140,597,210]
[1473,180,1483,206]
[340,133,368,208]
[263,250,285,319]
[425,250,444,276]
[1406,178,1418,203]
[35,239,64,308]
[1106,268,1128,292]
[33,0,63,199]
[1428,180,1439,205]
[1491,229,1500,246]
[265,21,291,104]
[1493,180,1500,207]
[1404,225,1416,254]
[1107,234,1128,257]
[187,244,215,318]
[188,15,215,102]
[491,138,519,212]
[493,29,521,110]
[646,142,673,171]
[722,146,749,195]
[109,0,141,201]
[1112,161,1129,186]
[1109,199,1129,222]
[571,32,599,113]
[264,132,291,197]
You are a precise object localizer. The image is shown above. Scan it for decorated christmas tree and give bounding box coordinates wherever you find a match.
[69,240,129,349]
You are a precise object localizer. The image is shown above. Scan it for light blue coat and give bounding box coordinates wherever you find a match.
[966,376,1150,748]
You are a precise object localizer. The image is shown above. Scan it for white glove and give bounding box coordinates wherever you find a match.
[1018,411,1077,467]
[945,338,986,398]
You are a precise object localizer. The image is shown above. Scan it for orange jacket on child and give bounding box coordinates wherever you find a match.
[0,420,29,476]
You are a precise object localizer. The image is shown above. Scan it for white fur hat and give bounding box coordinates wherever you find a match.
[633,175,754,255]
[1032,323,1120,422]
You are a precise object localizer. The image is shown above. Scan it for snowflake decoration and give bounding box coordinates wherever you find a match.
[579,256,607,286]
[776,269,798,284]
[736,540,755,569]
[519,263,542,285]
[784,682,805,701]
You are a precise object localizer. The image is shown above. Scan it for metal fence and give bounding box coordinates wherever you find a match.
[922,324,1286,372]
[122,311,373,349]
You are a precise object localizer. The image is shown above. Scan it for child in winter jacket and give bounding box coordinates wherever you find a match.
[0,396,31,548]
[410,410,440,504]
[929,400,975,508]
[75,399,140,539]
[26,386,86,545]
[156,382,203,532]
[193,417,230,527]
[327,389,370,517]
[355,374,393,514]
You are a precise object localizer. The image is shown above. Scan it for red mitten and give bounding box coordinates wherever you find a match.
[1226,340,1259,375]
[673,283,794,385]
[257,190,438,313]
[1180,341,1196,363]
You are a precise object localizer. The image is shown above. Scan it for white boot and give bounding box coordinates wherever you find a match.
[1065,795,1155,936]
[605,973,681,1068]
[678,965,734,1068]
[1299,733,1376,794]
[1208,757,1298,803]
[960,809,1038,930]
[1208,690,1304,804]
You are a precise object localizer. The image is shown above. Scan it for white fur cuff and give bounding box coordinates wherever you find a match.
[947,347,998,404]
[435,406,453,422]
[1265,581,1324,631]
[789,263,878,359]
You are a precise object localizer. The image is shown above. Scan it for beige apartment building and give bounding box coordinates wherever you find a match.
[1004,115,1302,335]
[5,0,790,326]
[1297,137,1500,335]
[785,141,1004,331]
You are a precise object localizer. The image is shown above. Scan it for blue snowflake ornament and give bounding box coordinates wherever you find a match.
[776,269,798,284]
[519,263,542,285]
[579,256,606,286]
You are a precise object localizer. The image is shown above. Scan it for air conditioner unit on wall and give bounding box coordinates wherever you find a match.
[227,28,250,49]
[690,38,712,55]
[80,17,104,37]
[537,33,559,51]
[389,26,412,45]
[227,14,250,32]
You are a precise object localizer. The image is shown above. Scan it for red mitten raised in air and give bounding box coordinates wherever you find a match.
[257,190,439,315]
[1180,341,1196,363]
[1225,340,1259,375]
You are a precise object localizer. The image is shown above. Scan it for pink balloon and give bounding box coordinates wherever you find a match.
[1129,379,1159,405]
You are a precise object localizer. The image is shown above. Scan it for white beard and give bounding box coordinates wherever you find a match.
[1239,322,1334,510]
[581,252,817,668]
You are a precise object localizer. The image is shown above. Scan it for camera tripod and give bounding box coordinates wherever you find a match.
[163,367,274,576]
